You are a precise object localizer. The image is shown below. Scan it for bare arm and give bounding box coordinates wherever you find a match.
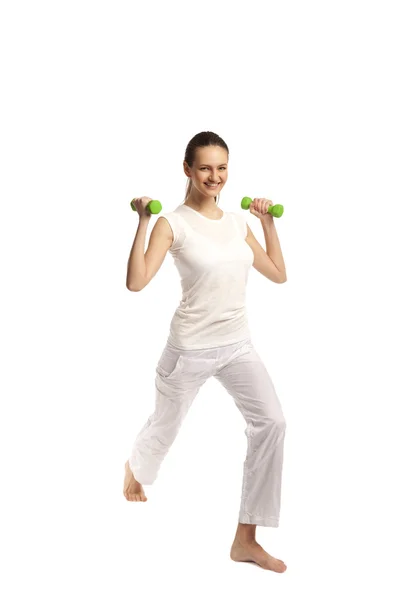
[261,219,287,281]
[126,216,173,291]
[245,223,287,284]
[126,216,151,291]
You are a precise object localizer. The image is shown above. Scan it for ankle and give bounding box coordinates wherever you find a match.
[234,523,257,544]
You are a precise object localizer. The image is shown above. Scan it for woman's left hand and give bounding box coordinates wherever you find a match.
[249,198,274,224]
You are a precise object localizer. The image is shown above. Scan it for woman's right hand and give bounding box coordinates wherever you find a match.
[132,196,153,219]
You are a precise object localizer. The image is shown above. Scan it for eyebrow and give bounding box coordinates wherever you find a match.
[199,163,227,167]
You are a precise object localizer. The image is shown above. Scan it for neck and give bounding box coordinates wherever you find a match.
[185,190,217,211]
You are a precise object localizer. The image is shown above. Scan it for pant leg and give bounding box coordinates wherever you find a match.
[214,340,286,527]
[129,343,213,485]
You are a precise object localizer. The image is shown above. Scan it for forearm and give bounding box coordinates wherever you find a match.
[261,219,287,280]
[126,216,151,290]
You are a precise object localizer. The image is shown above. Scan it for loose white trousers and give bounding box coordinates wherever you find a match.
[129,338,286,527]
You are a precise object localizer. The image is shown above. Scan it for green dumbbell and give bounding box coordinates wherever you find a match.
[241,196,284,218]
[130,198,163,214]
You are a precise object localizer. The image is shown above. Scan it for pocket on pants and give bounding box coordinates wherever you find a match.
[156,350,215,383]
[156,351,183,379]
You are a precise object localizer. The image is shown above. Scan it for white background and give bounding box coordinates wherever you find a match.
[1,0,399,598]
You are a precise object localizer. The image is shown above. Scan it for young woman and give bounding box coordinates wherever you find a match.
[123,131,288,572]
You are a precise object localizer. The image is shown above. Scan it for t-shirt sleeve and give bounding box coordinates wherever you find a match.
[157,212,185,253]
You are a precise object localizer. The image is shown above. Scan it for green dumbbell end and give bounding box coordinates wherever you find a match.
[270,204,284,218]
[130,199,162,214]
[241,197,253,210]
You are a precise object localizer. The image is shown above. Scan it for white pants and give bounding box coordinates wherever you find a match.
[129,337,286,527]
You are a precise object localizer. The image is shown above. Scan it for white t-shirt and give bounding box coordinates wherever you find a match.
[160,203,254,350]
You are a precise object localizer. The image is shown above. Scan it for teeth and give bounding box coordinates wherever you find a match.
[206,183,219,186]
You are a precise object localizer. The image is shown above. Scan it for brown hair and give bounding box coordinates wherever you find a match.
[181,131,229,206]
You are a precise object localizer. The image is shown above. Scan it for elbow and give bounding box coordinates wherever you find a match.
[127,284,144,292]
[126,268,148,292]
[126,275,148,292]
[126,281,143,292]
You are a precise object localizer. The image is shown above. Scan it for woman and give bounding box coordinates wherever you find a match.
[123,131,288,573]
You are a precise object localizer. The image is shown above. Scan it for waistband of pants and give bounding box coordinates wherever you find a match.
[165,336,252,354]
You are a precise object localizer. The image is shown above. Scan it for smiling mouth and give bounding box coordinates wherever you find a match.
[205,183,220,187]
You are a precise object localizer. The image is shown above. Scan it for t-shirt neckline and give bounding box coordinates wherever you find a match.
[181,204,226,222]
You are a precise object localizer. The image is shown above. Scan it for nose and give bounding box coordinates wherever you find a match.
[208,170,222,182]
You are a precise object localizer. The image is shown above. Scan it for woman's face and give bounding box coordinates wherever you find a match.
[184,145,228,196]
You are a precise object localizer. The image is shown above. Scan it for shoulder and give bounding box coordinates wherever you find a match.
[155,215,174,242]
[156,211,186,251]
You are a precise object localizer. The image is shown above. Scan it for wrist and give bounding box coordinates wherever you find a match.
[261,217,275,229]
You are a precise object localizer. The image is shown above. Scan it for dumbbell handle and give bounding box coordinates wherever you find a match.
[130,199,162,214]
[241,196,284,218]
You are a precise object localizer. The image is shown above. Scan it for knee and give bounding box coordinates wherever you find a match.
[272,417,286,434]
[252,416,286,447]
[276,416,286,430]
[260,415,286,432]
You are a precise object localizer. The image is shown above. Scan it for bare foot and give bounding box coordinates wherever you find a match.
[123,460,148,502]
[230,539,287,573]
